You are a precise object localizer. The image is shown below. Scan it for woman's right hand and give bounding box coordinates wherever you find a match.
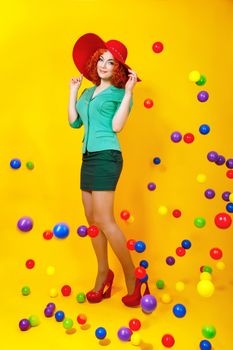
[69,75,83,92]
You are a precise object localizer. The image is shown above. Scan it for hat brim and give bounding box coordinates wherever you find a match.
[72,33,141,82]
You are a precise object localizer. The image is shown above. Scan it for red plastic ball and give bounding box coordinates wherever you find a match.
[43,230,53,240]
[176,247,186,257]
[120,210,130,220]
[61,285,72,296]
[172,209,181,218]
[210,247,223,260]
[77,313,87,325]
[127,239,136,250]
[144,99,154,109]
[129,318,141,331]
[200,265,205,272]
[25,259,35,269]
[135,266,147,279]
[183,133,195,143]
[226,170,233,179]
[214,212,232,229]
[152,41,164,53]
[162,334,175,347]
[87,225,99,237]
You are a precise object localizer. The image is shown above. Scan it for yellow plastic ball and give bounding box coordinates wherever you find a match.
[158,206,168,215]
[127,215,135,223]
[197,280,215,298]
[189,70,201,82]
[175,281,185,292]
[49,288,58,298]
[131,333,141,346]
[216,261,225,270]
[161,293,172,303]
[196,174,207,183]
[46,266,55,275]
[200,272,212,281]
[229,193,233,202]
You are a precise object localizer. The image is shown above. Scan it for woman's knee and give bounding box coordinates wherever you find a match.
[93,214,115,232]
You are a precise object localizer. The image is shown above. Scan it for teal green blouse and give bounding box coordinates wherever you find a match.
[69,85,133,154]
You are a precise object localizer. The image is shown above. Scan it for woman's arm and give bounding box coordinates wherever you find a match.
[112,92,132,132]
[68,76,83,128]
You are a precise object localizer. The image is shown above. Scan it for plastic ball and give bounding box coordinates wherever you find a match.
[134,241,146,253]
[197,280,215,297]
[127,215,135,223]
[139,259,149,269]
[46,302,56,310]
[76,292,86,303]
[214,212,232,229]
[26,161,34,170]
[175,281,185,292]
[77,225,88,237]
[152,41,164,53]
[161,334,175,347]
[216,261,225,270]
[25,259,35,269]
[127,239,136,250]
[144,98,154,108]
[28,315,40,327]
[141,294,157,313]
[199,124,210,135]
[229,193,233,202]
[222,191,230,201]
[200,272,212,281]
[166,256,175,265]
[46,266,55,275]
[226,202,233,213]
[172,303,186,318]
[147,182,156,191]
[194,217,206,228]
[87,225,99,237]
[129,318,141,331]
[215,155,225,165]
[49,288,58,297]
[197,90,209,102]
[183,133,194,143]
[161,293,172,303]
[153,157,161,165]
[77,313,87,325]
[131,332,141,346]
[120,210,130,220]
[55,310,65,322]
[176,247,186,257]
[17,216,33,232]
[44,307,54,317]
[226,158,233,169]
[135,266,146,279]
[172,209,181,218]
[202,325,216,339]
[207,151,218,162]
[10,158,21,169]
[181,239,191,249]
[203,266,213,273]
[21,286,30,296]
[158,206,168,215]
[156,279,165,289]
[226,169,233,178]
[199,339,212,350]
[117,327,131,341]
[189,70,201,82]
[53,223,69,239]
[196,174,207,183]
[43,230,53,240]
[196,74,207,86]
[63,318,73,330]
[204,189,215,199]
[170,131,182,143]
[139,274,148,283]
[210,247,223,260]
[19,318,30,331]
[61,285,71,296]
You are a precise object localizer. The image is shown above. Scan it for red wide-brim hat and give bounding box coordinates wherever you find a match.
[72,33,141,82]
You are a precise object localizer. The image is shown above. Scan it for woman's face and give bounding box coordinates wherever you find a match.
[97,50,115,80]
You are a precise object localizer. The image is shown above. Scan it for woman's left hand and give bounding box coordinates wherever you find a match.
[125,69,138,93]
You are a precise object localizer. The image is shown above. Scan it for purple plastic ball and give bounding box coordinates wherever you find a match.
[44,307,54,317]
[215,155,225,166]
[197,90,209,102]
[19,318,30,331]
[222,191,231,201]
[17,216,33,232]
[141,294,157,313]
[77,225,88,237]
[166,256,175,265]
[204,189,215,199]
[117,327,131,341]
[171,131,182,143]
[46,302,56,311]
[148,182,156,191]
[226,159,233,169]
[207,151,218,162]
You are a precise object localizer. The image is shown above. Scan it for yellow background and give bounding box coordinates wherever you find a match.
[0,0,232,349]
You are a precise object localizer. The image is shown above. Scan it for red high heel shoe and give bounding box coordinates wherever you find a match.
[122,278,150,307]
[86,269,114,303]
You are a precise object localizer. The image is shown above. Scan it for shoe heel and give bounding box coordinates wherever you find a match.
[103,284,112,298]
[143,282,150,296]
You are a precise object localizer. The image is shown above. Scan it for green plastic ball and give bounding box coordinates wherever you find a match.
[26,161,34,170]
[202,325,216,339]
[76,292,86,303]
[194,217,206,228]
[156,279,165,289]
[63,318,73,329]
[21,286,30,296]
[196,74,207,86]
[203,265,213,273]
[28,315,40,327]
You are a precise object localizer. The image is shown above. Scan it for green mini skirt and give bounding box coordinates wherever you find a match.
[80,149,123,191]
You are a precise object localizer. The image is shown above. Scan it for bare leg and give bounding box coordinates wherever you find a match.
[81,190,109,292]
[92,191,136,295]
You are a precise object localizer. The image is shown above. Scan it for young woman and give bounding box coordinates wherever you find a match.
[68,33,150,307]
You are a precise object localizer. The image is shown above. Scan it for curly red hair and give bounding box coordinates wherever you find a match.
[85,48,129,88]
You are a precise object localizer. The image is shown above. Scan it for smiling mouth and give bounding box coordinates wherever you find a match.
[99,70,107,73]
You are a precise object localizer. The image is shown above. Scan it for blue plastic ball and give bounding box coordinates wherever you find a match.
[53,223,69,238]
[135,241,146,253]
[153,157,161,165]
[200,339,212,350]
[181,239,191,249]
[172,303,186,318]
[199,124,210,135]
[140,260,149,268]
[55,310,65,322]
[10,158,21,169]
[95,327,107,339]
[226,202,233,213]
[139,274,148,282]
